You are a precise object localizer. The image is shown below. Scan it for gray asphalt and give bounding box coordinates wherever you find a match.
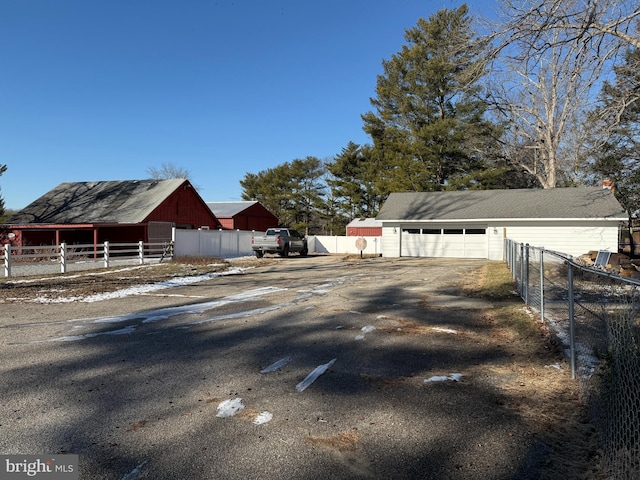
[0,255,540,479]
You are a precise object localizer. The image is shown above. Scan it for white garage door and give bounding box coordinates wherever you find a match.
[400,227,487,258]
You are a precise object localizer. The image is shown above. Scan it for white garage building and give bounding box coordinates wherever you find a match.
[376,187,627,260]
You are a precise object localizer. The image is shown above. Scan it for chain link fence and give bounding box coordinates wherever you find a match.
[505,238,640,478]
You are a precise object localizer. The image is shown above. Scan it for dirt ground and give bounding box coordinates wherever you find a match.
[0,255,608,479]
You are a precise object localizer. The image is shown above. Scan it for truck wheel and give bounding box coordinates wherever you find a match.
[255,251,264,258]
[280,246,289,257]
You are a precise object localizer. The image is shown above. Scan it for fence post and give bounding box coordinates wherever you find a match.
[138,240,144,265]
[60,242,67,273]
[567,262,576,379]
[104,241,110,268]
[519,243,524,295]
[525,243,530,305]
[4,243,11,277]
[540,249,545,321]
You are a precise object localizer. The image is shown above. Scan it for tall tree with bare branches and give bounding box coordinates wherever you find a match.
[486,0,634,188]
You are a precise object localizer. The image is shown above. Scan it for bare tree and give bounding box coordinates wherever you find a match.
[495,0,640,51]
[490,0,640,155]
[146,162,191,180]
[486,0,633,188]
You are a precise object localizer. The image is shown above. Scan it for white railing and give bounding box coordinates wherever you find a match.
[2,241,171,277]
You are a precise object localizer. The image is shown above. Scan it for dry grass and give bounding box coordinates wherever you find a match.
[466,263,606,479]
[306,430,360,452]
[463,261,519,300]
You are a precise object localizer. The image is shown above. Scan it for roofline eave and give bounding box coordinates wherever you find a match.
[377,217,628,223]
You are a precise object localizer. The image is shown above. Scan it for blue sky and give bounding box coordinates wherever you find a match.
[0,0,497,210]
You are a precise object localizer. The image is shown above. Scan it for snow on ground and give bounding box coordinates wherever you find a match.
[9,264,242,304]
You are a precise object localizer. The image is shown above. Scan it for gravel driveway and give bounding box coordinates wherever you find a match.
[0,255,593,479]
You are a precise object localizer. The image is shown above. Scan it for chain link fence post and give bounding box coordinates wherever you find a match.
[567,262,576,379]
[525,243,530,306]
[539,249,544,321]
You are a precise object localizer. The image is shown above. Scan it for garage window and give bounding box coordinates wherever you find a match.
[402,228,421,234]
[465,228,486,235]
[423,228,441,234]
[444,229,463,235]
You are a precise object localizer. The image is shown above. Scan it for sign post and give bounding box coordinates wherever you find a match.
[355,237,367,258]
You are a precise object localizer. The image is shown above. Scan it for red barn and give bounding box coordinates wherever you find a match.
[346,218,383,236]
[206,201,278,232]
[1,179,220,247]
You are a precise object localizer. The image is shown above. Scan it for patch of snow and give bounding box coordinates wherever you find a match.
[24,266,250,304]
[432,327,458,334]
[216,398,245,418]
[120,461,148,480]
[260,356,292,374]
[296,358,337,392]
[50,325,137,342]
[424,373,463,383]
[253,412,273,425]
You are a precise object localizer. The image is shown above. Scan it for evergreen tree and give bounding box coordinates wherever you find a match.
[326,142,385,220]
[240,157,326,234]
[0,164,6,219]
[591,47,640,218]
[361,5,500,192]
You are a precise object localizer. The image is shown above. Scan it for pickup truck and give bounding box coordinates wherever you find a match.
[251,227,308,258]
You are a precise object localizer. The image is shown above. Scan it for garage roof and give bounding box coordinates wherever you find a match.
[376,187,627,221]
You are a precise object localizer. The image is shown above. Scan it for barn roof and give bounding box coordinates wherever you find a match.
[7,179,189,224]
[346,218,383,228]
[206,201,258,217]
[376,187,627,222]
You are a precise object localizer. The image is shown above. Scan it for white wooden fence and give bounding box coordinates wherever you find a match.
[2,241,169,277]
[1,230,383,277]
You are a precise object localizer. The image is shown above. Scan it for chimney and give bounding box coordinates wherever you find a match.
[602,179,615,195]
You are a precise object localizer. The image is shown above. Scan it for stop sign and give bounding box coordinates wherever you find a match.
[355,237,367,251]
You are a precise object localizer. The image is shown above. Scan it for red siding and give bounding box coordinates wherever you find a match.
[346,227,382,237]
[145,184,220,229]
[218,219,235,229]
[216,203,279,231]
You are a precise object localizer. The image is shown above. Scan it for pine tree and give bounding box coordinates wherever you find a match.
[326,142,385,219]
[591,47,640,217]
[240,157,326,234]
[0,164,6,219]
[361,5,500,192]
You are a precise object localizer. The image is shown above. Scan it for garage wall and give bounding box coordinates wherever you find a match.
[380,220,621,259]
[381,225,401,257]
[500,221,621,257]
